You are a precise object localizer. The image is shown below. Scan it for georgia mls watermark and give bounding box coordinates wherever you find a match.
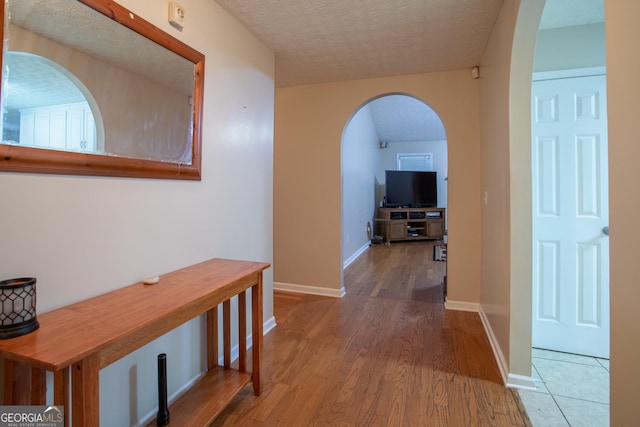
[0,406,63,427]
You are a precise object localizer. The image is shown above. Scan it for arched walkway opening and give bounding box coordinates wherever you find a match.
[340,93,448,299]
[1,51,105,153]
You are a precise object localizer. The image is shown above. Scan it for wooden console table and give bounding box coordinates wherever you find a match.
[0,258,270,427]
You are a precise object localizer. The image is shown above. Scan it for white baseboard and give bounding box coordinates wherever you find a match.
[446,301,535,389]
[343,242,370,269]
[263,315,277,335]
[444,300,480,312]
[478,307,536,389]
[446,300,508,384]
[477,305,509,386]
[274,281,345,298]
[507,373,536,390]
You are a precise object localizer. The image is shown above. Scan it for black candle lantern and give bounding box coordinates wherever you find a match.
[0,277,39,339]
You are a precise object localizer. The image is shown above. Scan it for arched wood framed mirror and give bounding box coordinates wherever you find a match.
[0,0,205,180]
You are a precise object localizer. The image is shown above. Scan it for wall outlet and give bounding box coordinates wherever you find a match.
[168,1,185,29]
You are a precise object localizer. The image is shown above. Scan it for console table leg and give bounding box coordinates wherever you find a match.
[72,356,99,427]
[1,361,45,404]
[238,291,247,372]
[2,359,11,404]
[251,274,263,395]
[54,368,71,427]
[3,360,31,404]
[31,367,46,405]
[206,307,218,371]
[223,300,231,369]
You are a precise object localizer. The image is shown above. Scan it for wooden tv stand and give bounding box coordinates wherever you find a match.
[376,207,446,243]
[0,258,270,427]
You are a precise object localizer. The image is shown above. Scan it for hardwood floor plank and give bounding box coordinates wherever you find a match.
[210,242,529,426]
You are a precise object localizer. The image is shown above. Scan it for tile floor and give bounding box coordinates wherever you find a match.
[518,348,609,427]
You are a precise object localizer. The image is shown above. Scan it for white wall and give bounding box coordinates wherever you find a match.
[377,140,448,210]
[0,0,274,425]
[341,104,380,264]
[534,23,606,72]
[275,70,481,301]
[478,0,543,383]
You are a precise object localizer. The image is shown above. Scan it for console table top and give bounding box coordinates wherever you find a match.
[0,258,270,371]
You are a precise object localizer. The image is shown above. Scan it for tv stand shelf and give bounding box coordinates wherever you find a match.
[376,207,445,243]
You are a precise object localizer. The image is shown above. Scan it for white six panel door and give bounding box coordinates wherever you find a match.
[532,73,609,358]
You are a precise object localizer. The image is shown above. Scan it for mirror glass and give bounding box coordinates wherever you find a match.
[0,0,204,179]
[3,51,104,153]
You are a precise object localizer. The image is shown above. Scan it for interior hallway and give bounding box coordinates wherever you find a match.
[211,240,530,426]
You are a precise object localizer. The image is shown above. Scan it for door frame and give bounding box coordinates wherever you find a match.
[532,67,606,83]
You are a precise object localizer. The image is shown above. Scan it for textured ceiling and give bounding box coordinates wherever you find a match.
[214,0,604,143]
[215,0,505,88]
[3,52,86,110]
[4,0,194,112]
[368,95,445,142]
[216,0,605,89]
[3,0,604,145]
[8,0,194,94]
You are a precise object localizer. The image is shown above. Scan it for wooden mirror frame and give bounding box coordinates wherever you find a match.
[0,0,205,180]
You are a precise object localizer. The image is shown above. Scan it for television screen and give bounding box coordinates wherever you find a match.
[385,170,437,208]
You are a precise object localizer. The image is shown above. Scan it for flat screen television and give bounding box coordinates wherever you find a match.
[385,170,437,208]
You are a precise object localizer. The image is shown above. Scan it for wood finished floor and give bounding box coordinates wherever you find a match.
[210,241,530,426]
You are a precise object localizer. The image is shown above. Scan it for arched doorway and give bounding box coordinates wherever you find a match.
[520,0,610,424]
[1,51,105,153]
[531,0,608,360]
[340,93,448,292]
